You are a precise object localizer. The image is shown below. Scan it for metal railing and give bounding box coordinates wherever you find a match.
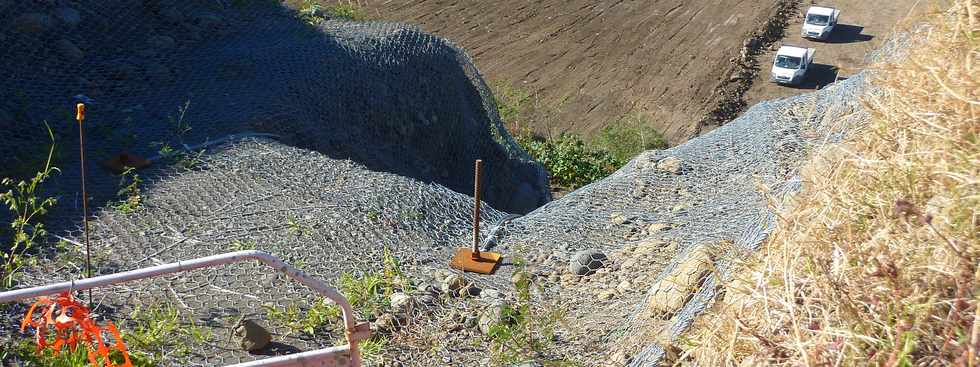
[0,250,370,367]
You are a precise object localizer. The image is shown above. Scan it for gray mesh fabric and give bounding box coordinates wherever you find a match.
[1,1,880,366]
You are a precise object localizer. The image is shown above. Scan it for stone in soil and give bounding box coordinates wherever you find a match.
[568,249,608,276]
[54,39,84,62]
[233,318,271,352]
[390,292,416,318]
[656,156,683,174]
[645,246,713,316]
[478,304,505,335]
[440,273,467,295]
[148,35,176,50]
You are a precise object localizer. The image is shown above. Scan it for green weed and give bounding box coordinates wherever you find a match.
[486,265,572,366]
[264,298,342,337]
[0,122,59,289]
[124,304,212,363]
[595,113,668,163]
[113,167,143,214]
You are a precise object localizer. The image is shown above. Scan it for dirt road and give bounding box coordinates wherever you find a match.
[361,0,787,144]
[360,0,937,145]
[741,0,935,109]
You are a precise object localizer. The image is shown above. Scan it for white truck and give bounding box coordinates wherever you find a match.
[770,45,815,85]
[801,6,840,40]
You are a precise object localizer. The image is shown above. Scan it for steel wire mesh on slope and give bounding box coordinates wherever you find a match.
[0,0,884,366]
[0,0,549,229]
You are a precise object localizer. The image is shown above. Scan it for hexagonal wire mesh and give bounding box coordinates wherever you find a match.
[0,251,367,366]
[0,0,884,366]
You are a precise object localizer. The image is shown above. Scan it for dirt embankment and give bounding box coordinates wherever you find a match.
[361,0,787,144]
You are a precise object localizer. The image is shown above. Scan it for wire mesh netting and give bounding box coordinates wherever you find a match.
[0,0,880,366]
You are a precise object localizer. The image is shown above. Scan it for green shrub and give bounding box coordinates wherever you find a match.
[517,134,621,190]
[326,3,366,21]
[493,82,667,190]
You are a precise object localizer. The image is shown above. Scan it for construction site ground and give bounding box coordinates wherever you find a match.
[361,0,933,144]
[741,0,933,108]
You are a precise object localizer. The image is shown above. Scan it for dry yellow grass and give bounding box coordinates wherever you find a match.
[679,1,978,365]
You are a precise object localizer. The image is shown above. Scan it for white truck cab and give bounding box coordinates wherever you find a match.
[802,6,840,40]
[771,45,815,85]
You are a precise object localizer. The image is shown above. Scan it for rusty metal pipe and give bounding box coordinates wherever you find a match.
[472,159,482,258]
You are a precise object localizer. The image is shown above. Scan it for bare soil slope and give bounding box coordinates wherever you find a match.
[362,0,786,143]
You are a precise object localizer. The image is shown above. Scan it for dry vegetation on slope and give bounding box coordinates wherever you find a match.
[679,1,979,365]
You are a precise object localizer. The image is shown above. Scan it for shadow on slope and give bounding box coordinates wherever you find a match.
[0,0,549,234]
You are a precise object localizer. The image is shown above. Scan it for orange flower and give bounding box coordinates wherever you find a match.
[20,292,132,367]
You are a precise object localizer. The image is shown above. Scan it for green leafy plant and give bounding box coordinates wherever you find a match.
[286,215,312,237]
[124,304,211,363]
[493,82,665,190]
[517,133,622,190]
[228,239,257,251]
[325,1,366,21]
[113,167,143,214]
[298,0,366,24]
[169,101,192,142]
[264,298,342,336]
[486,265,569,366]
[1,122,59,289]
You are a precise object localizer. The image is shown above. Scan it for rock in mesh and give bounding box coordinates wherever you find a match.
[568,250,608,276]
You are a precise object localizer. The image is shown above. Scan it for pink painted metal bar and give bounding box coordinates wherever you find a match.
[0,250,368,367]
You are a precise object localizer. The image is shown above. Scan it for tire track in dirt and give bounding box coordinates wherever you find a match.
[362,0,784,144]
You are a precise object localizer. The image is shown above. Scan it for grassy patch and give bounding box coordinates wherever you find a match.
[681,2,980,365]
[492,81,666,190]
[113,167,143,214]
[595,112,668,163]
[292,0,367,24]
[124,304,212,363]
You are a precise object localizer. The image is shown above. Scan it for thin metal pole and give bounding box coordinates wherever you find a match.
[472,159,482,258]
[76,103,92,304]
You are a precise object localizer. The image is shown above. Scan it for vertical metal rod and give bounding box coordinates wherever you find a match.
[76,103,92,304]
[472,159,482,258]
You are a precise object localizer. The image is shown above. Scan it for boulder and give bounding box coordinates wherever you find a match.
[645,247,713,317]
[656,156,682,174]
[232,318,271,352]
[567,250,608,276]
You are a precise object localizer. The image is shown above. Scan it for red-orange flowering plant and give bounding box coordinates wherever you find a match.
[20,291,132,367]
